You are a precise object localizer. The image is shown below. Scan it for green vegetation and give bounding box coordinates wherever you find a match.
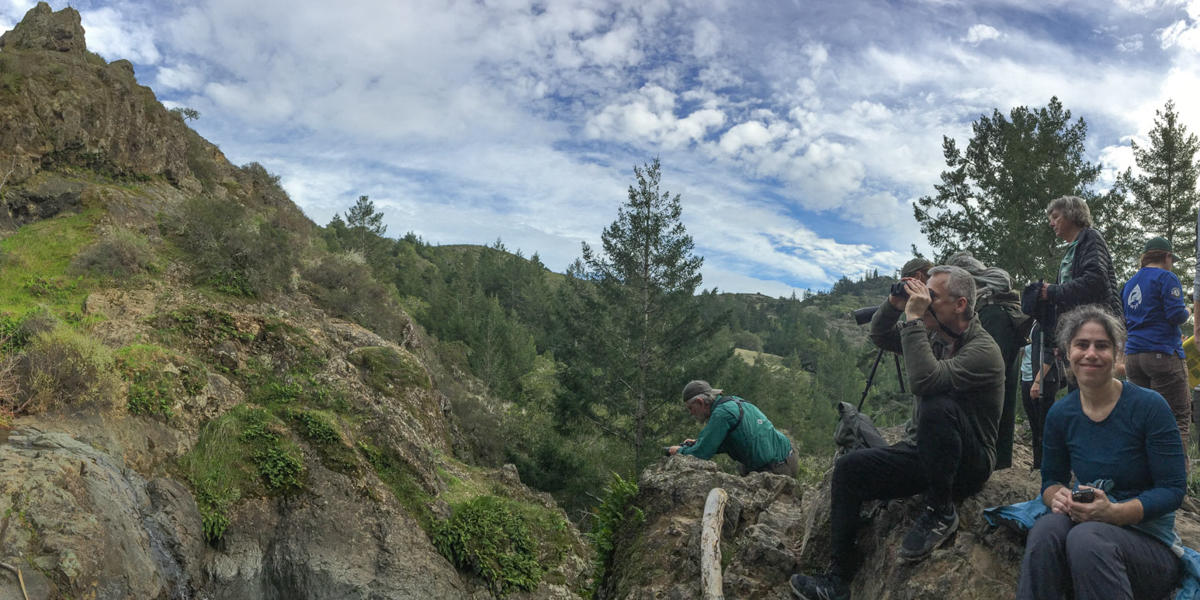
[302,252,411,341]
[433,495,544,597]
[180,405,306,542]
[115,344,206,417]
[69,227,159,280]
[153,306,250,343]
[349,346,430,392]
[358,440,434,529]
[0,53,23,94]
[169,195,298,297]
[559,159,726,471]
[586,473,643,597]
[289,408,357,473]
[0,210,96,316]
[20,323,117,413]
[1117,99,1200,280]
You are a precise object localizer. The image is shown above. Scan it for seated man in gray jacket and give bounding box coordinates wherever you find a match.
[789,265,1004,600]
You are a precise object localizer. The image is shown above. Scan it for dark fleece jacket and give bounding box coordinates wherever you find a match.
[1047,227,1122,318]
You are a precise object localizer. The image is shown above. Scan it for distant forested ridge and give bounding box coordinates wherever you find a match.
[321,196,915,515]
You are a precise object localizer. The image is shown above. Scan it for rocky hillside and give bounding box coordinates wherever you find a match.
[602,432,1200,599]
[0,4,589,599]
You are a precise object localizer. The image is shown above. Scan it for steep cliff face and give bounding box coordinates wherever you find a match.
[0,5,590,599]
[605,436,1200,599]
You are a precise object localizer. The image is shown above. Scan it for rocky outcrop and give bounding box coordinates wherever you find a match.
[600,455,806,599]
[0,427,200,599]
[0,2,227,224]
[604,439,1200,599]
[0,2,86,55]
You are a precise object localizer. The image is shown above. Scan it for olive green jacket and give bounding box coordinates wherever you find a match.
[869,302,1005,470]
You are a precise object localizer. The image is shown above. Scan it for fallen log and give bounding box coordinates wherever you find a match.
[700,487,728,600]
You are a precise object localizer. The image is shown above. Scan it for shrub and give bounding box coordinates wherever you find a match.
[0,353,22,427]
[732,331,764,352]
[349,346,430,392]
[302,252,410,341]
[0,309,56,352]
[20,324,117,412]
[170,196,297,297]
[253,445,304,492]
[291,409,340,444]
[69,227,158,279]
[288,409,357,473]
[434,495,544,596]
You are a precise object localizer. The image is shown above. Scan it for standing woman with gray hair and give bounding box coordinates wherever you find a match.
[1039,196,1122,392]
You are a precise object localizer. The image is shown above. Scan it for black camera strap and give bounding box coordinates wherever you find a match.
[926,308,964,344]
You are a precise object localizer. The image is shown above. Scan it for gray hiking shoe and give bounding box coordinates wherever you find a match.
[789,572,849,600]
[899,504,958,561]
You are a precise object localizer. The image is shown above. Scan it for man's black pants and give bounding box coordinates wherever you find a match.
[829,394,991,579]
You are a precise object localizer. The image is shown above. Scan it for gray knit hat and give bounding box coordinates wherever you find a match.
[682,380,722,402]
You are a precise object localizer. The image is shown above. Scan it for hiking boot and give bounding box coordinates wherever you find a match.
[789,572,849,600]
[899,504,958,562]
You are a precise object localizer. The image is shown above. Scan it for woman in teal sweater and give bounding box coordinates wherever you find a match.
[1017,305,1186,599]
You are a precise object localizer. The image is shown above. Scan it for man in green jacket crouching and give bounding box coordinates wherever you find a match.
[667,380,797,477]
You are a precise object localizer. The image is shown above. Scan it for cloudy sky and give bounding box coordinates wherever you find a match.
[3,0,1200,296]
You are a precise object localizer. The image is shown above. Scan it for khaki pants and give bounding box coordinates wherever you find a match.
[743,449,798,477]
[1126,352,1190,448]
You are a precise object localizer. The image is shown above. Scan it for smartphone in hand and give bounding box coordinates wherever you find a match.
[1071,488,1095,503]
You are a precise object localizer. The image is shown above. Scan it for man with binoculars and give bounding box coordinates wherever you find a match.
[790,264,1004,600]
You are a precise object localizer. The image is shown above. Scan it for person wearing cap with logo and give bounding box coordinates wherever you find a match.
[667,380,797,477]
[1123,236,1191,448]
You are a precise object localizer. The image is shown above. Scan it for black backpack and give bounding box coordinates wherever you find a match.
[833,401,888,457]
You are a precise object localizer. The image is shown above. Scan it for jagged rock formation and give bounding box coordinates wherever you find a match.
[0,2,232,229]
[605,437,1200,599]
[0,5,590,599]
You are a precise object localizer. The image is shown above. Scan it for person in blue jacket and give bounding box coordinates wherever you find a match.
[1017,305,1186,599]
[1123,236,1191,448]
[667,380,796,477]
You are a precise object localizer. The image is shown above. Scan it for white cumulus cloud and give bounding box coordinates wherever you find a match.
[964,24,1001,45]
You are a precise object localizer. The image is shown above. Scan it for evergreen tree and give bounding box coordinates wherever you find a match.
[344,195,388,253]
[1118,100,1200,283]
[556,159,727,472]
[913,97,1102,283]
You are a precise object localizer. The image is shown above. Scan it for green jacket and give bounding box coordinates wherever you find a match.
[678,396,792,471]
[869,302,1005,470]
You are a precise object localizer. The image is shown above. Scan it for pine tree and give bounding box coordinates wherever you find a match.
[344,195,387,253]
[1118,100,1200,284]
[913,97,1102,284]
[556,159,727,472]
